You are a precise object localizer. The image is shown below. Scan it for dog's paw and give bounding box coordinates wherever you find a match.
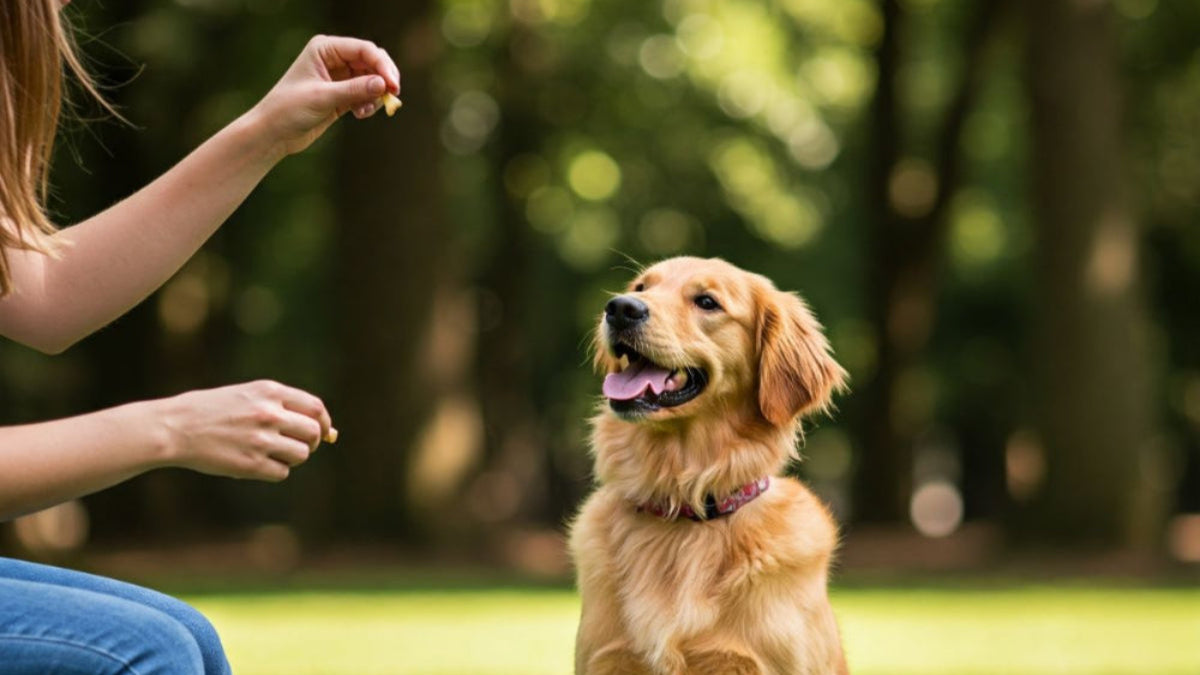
[587,645,653,675]
[684,649,765,675]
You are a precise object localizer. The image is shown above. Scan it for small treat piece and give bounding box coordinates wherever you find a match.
[378,93,402,116]
[323,428,339,444]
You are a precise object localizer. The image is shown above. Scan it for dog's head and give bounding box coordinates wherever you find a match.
[594,257,846,430]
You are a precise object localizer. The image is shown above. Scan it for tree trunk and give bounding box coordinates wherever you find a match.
[460,23,566,538]
[1020,0,1161,548]
[856,0,911,524]
[855,0,1002,524]
[328,1,449,540]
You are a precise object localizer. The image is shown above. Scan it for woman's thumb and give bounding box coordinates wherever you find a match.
[325,74,387,112]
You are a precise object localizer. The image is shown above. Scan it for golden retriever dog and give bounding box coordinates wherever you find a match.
[569,257,849,675]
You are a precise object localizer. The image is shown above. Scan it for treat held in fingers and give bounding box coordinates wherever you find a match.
[378,93,402,116]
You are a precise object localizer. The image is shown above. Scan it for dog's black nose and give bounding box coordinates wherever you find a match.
[605,295,649,330]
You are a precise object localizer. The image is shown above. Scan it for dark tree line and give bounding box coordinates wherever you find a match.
[2,0,1196,560]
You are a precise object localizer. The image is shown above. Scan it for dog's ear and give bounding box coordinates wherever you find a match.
[756,289,847,426]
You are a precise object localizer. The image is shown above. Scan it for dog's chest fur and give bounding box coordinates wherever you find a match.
[571,478,841,674]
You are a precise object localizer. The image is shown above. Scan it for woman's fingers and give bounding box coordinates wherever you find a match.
[261,433,312,469]
[274,409,323,451]
[313,36,400,94]
[271,381,335,444]
[353,100,379,119]
[256,34,402,156]
[381,49,401,93]
[322,74,387,116]
[244,454,292,483]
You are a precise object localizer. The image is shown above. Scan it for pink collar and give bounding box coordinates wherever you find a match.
[637,477,771,522]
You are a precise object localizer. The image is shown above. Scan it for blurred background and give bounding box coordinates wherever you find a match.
[2,0,1199,672]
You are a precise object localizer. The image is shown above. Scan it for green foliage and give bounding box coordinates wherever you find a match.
[1,0,1198,543]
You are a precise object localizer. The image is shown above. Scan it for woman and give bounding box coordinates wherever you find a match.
[0,2,401,673]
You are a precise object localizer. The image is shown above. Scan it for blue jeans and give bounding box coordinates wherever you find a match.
[0,556,231,674]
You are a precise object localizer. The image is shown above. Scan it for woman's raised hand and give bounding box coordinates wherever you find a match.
[252,35,402,157]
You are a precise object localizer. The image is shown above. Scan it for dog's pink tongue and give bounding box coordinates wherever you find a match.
[603,361,673,401]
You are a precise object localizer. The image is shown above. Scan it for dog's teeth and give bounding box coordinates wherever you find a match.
[619,354,630,370]
[665,369,686,392]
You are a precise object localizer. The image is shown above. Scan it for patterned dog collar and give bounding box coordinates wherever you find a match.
[637,477,771,522]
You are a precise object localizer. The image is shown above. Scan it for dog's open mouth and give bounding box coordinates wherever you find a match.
[603,342,708,415]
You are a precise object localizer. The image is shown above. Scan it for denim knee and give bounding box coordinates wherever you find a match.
[0,558,231,675]
[0,578,205,675]
[117,606,207,675]
[148,595,230,675]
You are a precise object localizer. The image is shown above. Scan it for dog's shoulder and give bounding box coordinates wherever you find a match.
[711,478,839,599]
[732,477,839,571]
[568,488,623,561]
[571,486,623,529]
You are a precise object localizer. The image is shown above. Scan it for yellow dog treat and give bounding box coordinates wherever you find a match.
[323,428,339,444]
[378,93,402,116]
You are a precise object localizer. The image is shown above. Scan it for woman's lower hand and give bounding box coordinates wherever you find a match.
[252,34,401,157]
[156,380,335,482]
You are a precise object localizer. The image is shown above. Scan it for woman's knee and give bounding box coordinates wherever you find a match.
[0,582,205,675]
[0,560,229,674]
[120,609,207,675]
[138,594,230,675]
[71,577,230,674]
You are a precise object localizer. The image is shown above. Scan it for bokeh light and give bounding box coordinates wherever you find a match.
[910,481,964,538]
[13,501,90,556]
[566,151,622,202]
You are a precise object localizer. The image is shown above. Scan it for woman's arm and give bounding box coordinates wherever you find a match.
[0,113,281,353]
[0,35,400,353]
[0,379,332,521]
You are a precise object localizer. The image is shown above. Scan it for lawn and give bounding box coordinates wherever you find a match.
[183,581,1200,675]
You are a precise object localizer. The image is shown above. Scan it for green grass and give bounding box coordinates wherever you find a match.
[183,582,1200,675]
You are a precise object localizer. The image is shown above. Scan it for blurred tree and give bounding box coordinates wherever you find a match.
[1129,0,1200,537]
[4,0,1193,562]
[1017,0,1163,548]
[854,0,1003,524]
[467,20,560,532]
[328,0,452,540]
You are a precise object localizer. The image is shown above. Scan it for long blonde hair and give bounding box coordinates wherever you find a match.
[0,1,114,295]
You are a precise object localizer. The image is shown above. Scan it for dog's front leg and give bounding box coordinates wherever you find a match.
[584,641,654,675]
[684,649,765,675]
[680,634,766,675]
[577,596,659,675]
[576,580,656,674]
[573,492,652,673]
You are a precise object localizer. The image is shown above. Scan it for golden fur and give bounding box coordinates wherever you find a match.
[569,257,850,674]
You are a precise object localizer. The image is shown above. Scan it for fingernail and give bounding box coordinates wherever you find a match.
[369,76,385,95]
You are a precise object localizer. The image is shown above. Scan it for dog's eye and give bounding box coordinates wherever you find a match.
[694,294,721,311]
[633,282,645,292]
